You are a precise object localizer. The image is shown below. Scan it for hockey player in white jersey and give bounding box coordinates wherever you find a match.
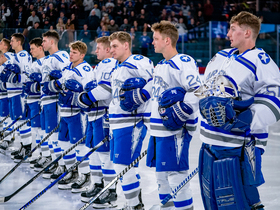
[0,33,33,161]
[45,41,93,190]
[146,21,201,210]
[77,36,117,207]
[0,38,15,153]
[197,12,280,210]
[35,30,70,179]
[24,38,46,168]
[109,31,153,209]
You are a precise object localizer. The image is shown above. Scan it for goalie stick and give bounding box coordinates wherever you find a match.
[0,112,40,141]
[0,114,10,125]
[18,136,109,209]
[79,150,148,210]
[0,123,60,184]
[149,167,199,210]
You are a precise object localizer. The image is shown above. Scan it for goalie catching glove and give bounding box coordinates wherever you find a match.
[199,96,254,132]
[119,77,149,112]
[158,87,193,131]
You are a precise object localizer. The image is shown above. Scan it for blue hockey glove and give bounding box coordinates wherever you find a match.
[199,96,254,132]
[77,91,95,112]
[158,87,193,130]
[58,90,74,106]
[0,69,12,82]
[65,79,83,92]
[0,82,6,91]
[49,70,62,80]
[23,81,40,94]
[5,64,20,74]
[30,72,42,82]
[42,82,56,95]
[85,81,97,92]
[119,77,148,112]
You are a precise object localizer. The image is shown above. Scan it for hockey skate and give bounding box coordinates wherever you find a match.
[119,190,144,210]
[13,144,31,163]
[0,140,9,155]
[58,170,79,190]
[251,202,265,210]
[71,172,91,193]
[11,142,23,159]
[30,155,42,168]
[33,156,52,172]
[92,189,118,209]
[42,163,58,179]
[81,182,104,203]
[50,165,66,182]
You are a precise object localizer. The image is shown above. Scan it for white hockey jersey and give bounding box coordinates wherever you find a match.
[59,61,94,117]
[6,50,32,98]
[109,55,154,130]
[87,58,118,122]
[0,52,14,99]
[201,48,280,150]
[150,54,201,137]
[26,57,46,104]
[41,51,70,106]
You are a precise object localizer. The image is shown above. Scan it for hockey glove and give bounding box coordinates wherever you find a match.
[42,82,56,95]
[0,82,6,91]
[65,79,83,92]
[119,77,148,112]
[49,70,62,80]
[199,96,254,132]
[158,87,193,130]
[30,72,42,82]
[84,81,97,92]
[5,64,20,74]
[23,81,40,94]
[58,90,74,106]
[77,91,95,112]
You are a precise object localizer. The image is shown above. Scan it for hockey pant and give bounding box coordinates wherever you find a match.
[199,143,265,210]
[0,96,12,141]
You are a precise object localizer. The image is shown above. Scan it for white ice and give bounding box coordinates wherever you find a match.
[0,119,280,210]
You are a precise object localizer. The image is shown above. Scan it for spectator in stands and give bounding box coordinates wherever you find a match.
[129,27,136,38]
[79,23,92,51]
[159,9,168,21]
[122,7,129,20]
[221,0,230,19]
[139,31,151,56]
[83,0,94,17]
[101,13,110,25]
[262,3,270,12]
[119,18,131,32]
[37,6,45,21]
[26,4,35,17]
[14,5,27,28]
[187,18,197,42]
[70,13,79,30]
[98,24,109,37]
[70,0,83,18]
[134,0,144,15]
[113,0,124,26]
[58,0,69,16]
[170,11,178,23]
[204,0,214,22]
[43,17,51,29]
[133,20,140,32]
[65,18,75,45]
[87,10,100,31]
[214,34,225,53]
[178,17,187,34]
[90,3,101,19]
[131,33,140,54]
[34,0,45,11]
[28,21,42,41]
[57,11,67,24]
[181,0,190,17]
[142,22,151,33]
[56,17,66,31]
[105,0,115,10]
[27,11,40,27]
[107,19,119,33]
[128,10,136,25]
[186,11,194,25]
[46,3,58,26]
[197,3,203,13]
[151,0,161,16]
[164,1,172,14]
[126,0,135,15]
[0,4,11,28]
[196,10,205,26]
[189,2,196,17]
[172,0,181,15]
[137,9,149,27]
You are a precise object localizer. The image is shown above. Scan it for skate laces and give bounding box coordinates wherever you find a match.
[76,173,87,185]
[37,156,49,165]
[53,165,65,175]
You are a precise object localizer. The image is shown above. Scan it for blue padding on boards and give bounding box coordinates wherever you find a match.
[213,157,250,210]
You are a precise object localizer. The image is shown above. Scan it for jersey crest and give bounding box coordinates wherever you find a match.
[180,55,191,62]
[19,52,26,57]
[83,65,91,72]
[258,52,270,64]
[62,53,69,59]
[133,55,144,60]
[102,58,111,63]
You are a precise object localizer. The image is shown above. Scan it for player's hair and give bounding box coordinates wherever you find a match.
[69,41,87,55]
[29,38,43,47]
[1,38,11,49]
[230,11,261,40]
[96,36,111,49]
[11,33,25,45]
[109,31,132,49]
[151,20,179,48]
[42,30,60,44]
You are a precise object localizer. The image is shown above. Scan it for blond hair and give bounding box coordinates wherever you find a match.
[69,41,87,55]
[151,20,179,48]
[96,36,111,49]
[109,31,132,49]
[230,11,261,40]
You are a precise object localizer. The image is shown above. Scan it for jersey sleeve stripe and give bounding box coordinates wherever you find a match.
[235,57,258,80]
[51,54,64,63]
[119,62,138,69]
[69,68,82,77]
[254,94,280,121]
[97,83,111,93]
[217,50,229,57]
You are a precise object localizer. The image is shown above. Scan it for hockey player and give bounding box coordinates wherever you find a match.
[197,11,280,210]
[0,38,15,153]
[45,41,93,190]
[146,21,201,210]
[25,38,46,168]
[1,33,33,161]
[34,30,70,180]
[77,36,117,207]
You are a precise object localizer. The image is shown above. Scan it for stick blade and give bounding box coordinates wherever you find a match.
[0,196,9,203]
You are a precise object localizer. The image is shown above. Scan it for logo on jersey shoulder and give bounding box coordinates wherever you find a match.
[102,58,111,63]
[62,53,68,59]
[19,52,26,57]
[180,55,191,62]
[133,55,143,60]
[83,65,91,72]
[258,52,270,64]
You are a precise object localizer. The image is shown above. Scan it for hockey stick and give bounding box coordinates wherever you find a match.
[0,133,90,203]
[0,112,40,141]
[79,150,148,210]
[0,123,60,184]
[18,136,109,209]
[0,115,22,138]
[149,167,199,210]
[0,114,10,125]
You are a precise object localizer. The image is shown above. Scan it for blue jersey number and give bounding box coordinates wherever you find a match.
[102,72,111,80]
[152,87,161,101]
[266,86,280,97]
[113,88,120,100]
[186,75,201,87]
